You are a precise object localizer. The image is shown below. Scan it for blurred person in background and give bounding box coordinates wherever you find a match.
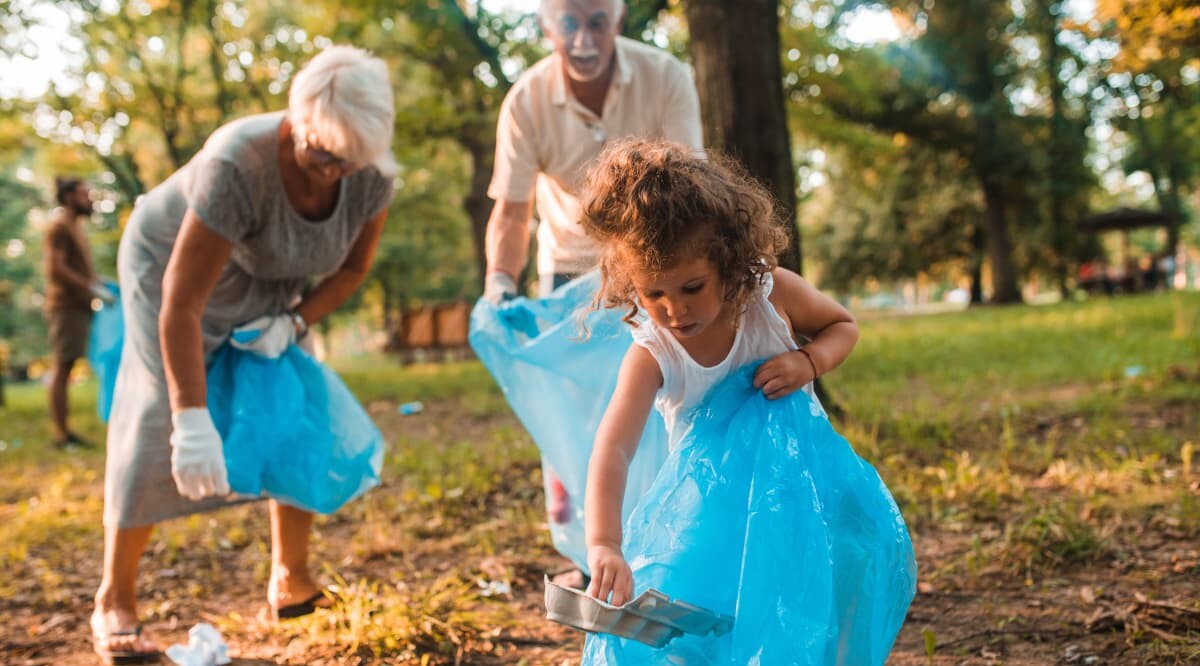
[42,175,113,449]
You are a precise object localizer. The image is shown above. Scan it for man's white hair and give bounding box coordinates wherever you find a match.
[288,45,398,177]
[538,0,625,20]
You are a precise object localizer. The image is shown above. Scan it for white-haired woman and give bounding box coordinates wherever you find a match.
[91,46,395,663]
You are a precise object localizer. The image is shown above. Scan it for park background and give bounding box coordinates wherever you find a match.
[1,0,1198,663]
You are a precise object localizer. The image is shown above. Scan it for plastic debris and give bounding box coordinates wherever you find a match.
[582,365,917,665]
[478,579,513,597]
[398,401,424,415]
[164,623,230,666]
[546,576,733,648]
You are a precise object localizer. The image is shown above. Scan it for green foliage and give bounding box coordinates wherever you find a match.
[783,0,1108,299]
[0,172,48,367]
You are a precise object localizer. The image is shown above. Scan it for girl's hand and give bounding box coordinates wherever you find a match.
[753,350,817,400]
[586,544,634,606]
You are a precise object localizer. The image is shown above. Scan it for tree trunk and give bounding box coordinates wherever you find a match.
[1160,104,1185,262]
[969,220,986,305]
[683,0,845,413]
[684,0,802,274]
[1043,2,1072,299]
[463,134,494,287]
[980,177,1022,303]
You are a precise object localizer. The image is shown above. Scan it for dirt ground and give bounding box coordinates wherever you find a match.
[5,398,1199,665]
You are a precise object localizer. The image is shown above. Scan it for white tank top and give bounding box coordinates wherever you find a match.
[630,273,822,450]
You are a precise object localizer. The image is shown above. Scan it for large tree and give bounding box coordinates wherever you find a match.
[684,0,804,273]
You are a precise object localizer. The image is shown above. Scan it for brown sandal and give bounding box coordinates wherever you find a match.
[271,590,331,621]
[92,624,160,665]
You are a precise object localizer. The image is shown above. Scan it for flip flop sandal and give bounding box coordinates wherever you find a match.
[93,624,160,665]
[272,590,331,620]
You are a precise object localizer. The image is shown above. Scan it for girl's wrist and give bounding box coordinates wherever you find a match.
[796,347,821,380]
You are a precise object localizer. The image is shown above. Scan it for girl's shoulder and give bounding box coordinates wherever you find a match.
[765,267,804,304]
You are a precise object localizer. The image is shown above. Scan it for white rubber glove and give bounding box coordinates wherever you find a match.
[169,408,230,501]
[89,282,117,304]
[229,314,295,359]
[483,272,517,304]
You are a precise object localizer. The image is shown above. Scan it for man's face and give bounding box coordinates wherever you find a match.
[70,184,94,216]
[542,0,624,84]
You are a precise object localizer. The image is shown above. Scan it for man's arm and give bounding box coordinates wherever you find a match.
[483,199,533,300]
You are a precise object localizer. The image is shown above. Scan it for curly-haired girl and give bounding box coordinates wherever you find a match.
[575,139,915,663]
[581,138,860,577]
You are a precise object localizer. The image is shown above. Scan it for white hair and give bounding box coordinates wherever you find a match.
[288,45,398,178]
[538,0,625,20]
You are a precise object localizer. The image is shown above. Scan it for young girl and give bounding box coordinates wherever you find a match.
[577,140,916,664]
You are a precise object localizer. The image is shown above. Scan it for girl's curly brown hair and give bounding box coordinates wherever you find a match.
[580,138,790,324]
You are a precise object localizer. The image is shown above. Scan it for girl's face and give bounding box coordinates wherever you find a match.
[628,253,727,340]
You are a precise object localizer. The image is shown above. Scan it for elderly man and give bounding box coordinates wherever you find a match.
[481,0,703,586]
[484,0,703,301]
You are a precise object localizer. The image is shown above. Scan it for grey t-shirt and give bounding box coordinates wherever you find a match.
[123,111,393,353]
[103,111,394,528]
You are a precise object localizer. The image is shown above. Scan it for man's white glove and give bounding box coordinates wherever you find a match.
[229,314,295,359]
[169,408,230,501]
[89,282,117,305]
[483,272,518,304]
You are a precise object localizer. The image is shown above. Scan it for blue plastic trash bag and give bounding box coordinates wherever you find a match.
[469,272,670,572]
[88,281,124,422]
[206,343,385,515]
[583,364,917,665]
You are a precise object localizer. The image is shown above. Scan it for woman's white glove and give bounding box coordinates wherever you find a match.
[169,408,230,501]
[229,314,295,359]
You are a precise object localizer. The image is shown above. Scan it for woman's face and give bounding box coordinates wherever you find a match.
[293,132,359,185]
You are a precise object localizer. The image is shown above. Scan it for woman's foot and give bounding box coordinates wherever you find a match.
[90,605,159,664]
[268,570,333,620]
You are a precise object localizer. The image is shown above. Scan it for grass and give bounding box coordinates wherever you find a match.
[2,290,1199,663]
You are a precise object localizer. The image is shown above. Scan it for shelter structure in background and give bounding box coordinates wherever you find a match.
[1078,207,1180,294]
[388,300,474,364]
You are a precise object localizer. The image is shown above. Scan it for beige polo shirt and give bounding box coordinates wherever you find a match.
[488,36,704,276]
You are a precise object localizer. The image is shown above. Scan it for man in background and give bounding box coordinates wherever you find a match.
[43,176,112,449]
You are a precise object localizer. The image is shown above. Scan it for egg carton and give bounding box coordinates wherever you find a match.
[543,575,734,648]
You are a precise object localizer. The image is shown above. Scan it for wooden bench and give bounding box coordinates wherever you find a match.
[390,301,475,363]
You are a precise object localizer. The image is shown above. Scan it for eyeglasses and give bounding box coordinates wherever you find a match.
[295,134,356,171]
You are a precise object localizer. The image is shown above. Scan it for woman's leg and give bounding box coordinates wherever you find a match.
[268,500,328,609]
[92,524,157,653]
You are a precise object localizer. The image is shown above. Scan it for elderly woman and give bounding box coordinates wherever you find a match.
[90,46,396,663]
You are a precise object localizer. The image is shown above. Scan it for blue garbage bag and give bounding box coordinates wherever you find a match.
[88,281,124,422]
[206,343,385,515]
[469,272,670,572]
[583,364,917,665]
[88,299,382,514]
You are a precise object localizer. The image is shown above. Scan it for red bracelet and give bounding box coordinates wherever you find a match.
[797,347,820,380]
